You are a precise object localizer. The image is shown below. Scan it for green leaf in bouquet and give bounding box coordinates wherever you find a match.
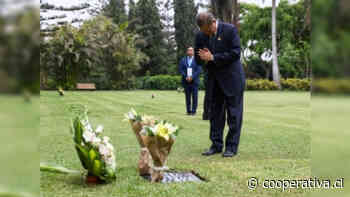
[75,144,90,170]
[73,117,83,144]
[135,115,142,122]
[88,148,98,164]
[92,160,102,177]
[40,162,80,174]
[145,127,155,136]
[0,189,35,197]
[105,167,116,179]
[174,127,180,137]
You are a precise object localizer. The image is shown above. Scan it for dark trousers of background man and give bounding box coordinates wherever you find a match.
[184,85,198,114]
[202,69,212,120]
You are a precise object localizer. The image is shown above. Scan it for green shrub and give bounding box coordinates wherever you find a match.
[246,79,279,90]
[281,78,310,91]
[313,79,350,94]
[143,75,181,90]
[135,75,205,90]
[135,76,310,91]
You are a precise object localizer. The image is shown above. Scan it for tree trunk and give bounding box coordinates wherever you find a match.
[233,0,239,29]
[271,0,281,88]
[210,0,239,26]
[304,0,311,31]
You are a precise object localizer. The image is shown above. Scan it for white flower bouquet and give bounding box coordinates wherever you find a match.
[124,109,157,176]
[141,121,180,182]
[71,109,116,183]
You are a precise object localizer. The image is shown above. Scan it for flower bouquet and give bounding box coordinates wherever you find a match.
[124,109,156,176]
[71,109,116,184]
[141,121,180,182]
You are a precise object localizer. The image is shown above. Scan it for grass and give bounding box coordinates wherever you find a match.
[40,90,310,197]
[311,95,350,197]
[0,95,39,196]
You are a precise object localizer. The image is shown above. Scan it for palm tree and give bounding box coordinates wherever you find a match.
[304,0,311,31]
[271,0,281,88]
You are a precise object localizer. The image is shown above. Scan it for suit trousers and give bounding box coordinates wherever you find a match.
[184,85,198,114]
[209,78,244,153]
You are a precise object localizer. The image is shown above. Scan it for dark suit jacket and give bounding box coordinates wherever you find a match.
[179,56,202,87]
[194,22,245,97]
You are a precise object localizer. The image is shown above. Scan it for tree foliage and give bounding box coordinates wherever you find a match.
[103,0,127,25]
[312,0,350,78]
[240,0,310,79]
[174,0,198,61]
[133,0,168,75]
[41,16,147,90]
[0,8,40,93]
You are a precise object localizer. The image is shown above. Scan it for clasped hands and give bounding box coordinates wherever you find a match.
[186,77,193,82]
[198,48,214,62]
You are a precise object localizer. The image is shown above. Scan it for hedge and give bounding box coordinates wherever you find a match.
[313,78,350,94]
[281,78,310,91]
[44,75,310,91]
[136,75,310,91]
[246,79,279,90]
[135,75,205,90]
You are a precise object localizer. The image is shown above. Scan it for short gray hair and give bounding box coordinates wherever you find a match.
[196,12,215,27]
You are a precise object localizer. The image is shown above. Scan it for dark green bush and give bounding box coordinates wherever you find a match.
[313,79,350,94]
[143,75,181,90]
[136,75,205,90]
[281,78,310,91]
[246,79,279,90]
[136,76,310,91]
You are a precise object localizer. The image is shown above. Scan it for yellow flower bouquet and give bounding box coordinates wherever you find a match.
[141,121,180,182]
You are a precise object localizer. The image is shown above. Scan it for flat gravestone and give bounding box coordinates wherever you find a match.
[141,170,207,183]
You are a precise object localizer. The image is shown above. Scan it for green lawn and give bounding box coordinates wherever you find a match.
[311,95,350,197]
[0,95,39,196]
[40,90,310,197]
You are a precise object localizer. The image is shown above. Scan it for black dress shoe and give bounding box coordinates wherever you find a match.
[222,150,236,157]
[202,148,222,156]
[202,114,209,120]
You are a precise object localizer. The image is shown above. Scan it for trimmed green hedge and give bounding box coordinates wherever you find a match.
[136,75,205,90]
[313,79,350,94]
[246,79,279,90]
[136,75,310,91]
[281,78,310,91]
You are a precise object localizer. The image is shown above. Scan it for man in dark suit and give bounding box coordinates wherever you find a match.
[179,47,202,115]
[195,12,246,157]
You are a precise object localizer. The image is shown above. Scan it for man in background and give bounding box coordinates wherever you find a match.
[179,47,202,115]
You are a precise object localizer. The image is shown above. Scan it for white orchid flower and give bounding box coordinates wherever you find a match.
[83,131,95,143]
[91,136,102,146]
[98,144,110,156]
[103,136,110,143]
[80,119,89,126]
[105,156,116,169]
[106,142,114,152]
[85,123,93,133]
[95,125,104,133]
